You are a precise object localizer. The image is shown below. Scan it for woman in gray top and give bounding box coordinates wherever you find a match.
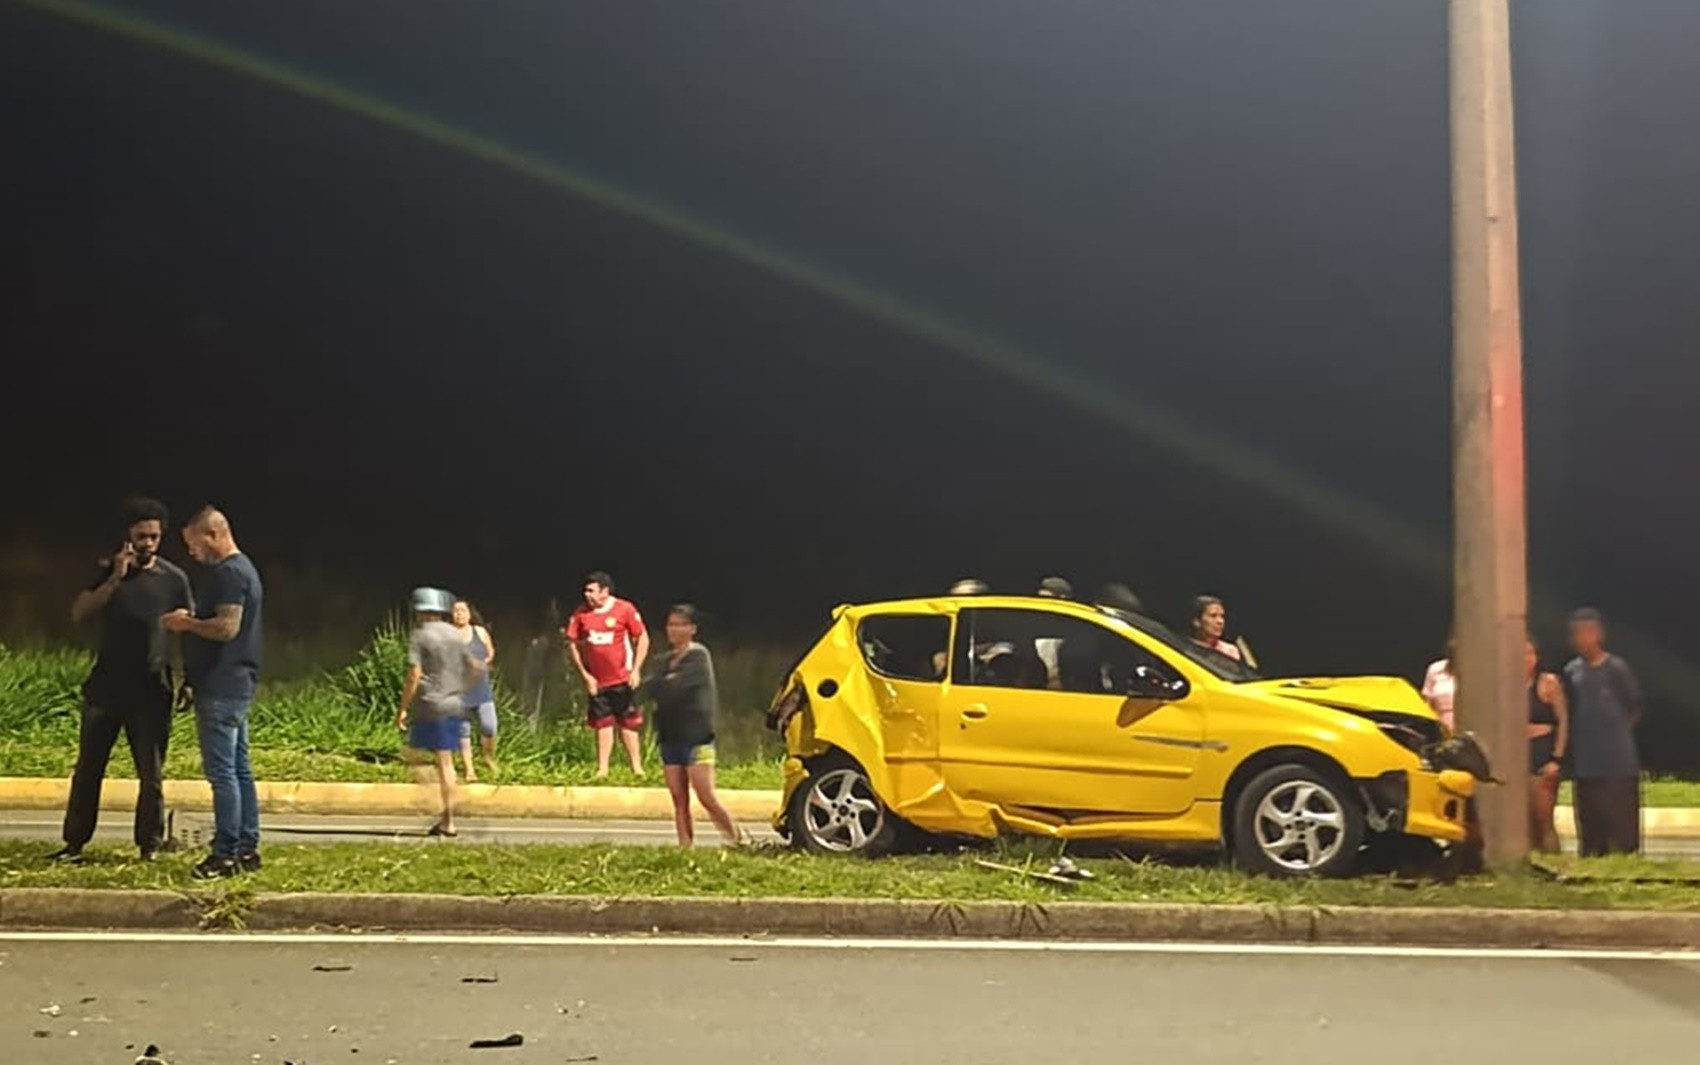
[638,604,743,847]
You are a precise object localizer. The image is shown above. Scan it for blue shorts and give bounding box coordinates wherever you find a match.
[458,702,498,739]
[660,740,715,768]
[409,716,461,752]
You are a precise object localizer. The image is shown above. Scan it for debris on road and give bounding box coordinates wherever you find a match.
[469,1032,525,1048]
[313,962,355,972]
[1047,857,1095,881]
[461,973,500,984]
[974,859,1078,886]
[40,1002,63,1016]
[135,1044,168,1065]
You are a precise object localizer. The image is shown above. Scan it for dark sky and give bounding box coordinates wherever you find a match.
[4,2,1698,762]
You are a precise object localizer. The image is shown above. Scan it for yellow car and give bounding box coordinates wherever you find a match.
[766,594,1489,877]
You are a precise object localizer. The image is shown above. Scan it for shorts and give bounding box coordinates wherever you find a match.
[408,715,461,752]
[586,684,644,730]
[660,740,716,767]
[458,701,498,740]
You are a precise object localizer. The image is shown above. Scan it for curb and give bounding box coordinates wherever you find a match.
[1,777,1696,834]
[0,777,782,822]
[5,888,1700,949]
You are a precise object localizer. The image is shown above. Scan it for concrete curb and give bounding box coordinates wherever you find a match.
[5,888,1700,949]
[1,777,1696,834]
[0,777,782,822]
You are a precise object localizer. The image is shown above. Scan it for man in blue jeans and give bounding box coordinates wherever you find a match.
[164,507,264,879]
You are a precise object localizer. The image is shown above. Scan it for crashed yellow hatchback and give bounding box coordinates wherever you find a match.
[766,595,1490,877]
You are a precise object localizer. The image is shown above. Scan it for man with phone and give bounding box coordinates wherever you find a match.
[51,497,194,864]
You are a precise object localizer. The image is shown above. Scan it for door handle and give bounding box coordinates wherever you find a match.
[960,706,989,721]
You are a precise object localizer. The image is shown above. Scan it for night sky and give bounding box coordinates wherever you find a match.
[4,2,1698,765]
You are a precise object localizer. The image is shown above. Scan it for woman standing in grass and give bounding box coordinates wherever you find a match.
[638,604,742,847]
[396,587,479,837]
[1527,637,1570,854]
[452,599,498,780]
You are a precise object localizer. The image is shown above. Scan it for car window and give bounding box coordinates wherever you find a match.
[955,608,1175,694]
[1098,607,1261,682]
[857,614,952,682]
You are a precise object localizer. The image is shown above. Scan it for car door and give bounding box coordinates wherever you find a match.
[937,606,1206,816]
[851,611,953,766]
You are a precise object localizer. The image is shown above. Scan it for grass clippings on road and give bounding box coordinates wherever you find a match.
[4,840,1699,912]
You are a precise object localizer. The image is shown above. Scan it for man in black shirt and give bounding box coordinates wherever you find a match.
[50,498,194,863]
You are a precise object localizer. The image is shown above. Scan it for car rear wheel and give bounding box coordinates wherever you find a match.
[788,755,899,857]
[1232,764,1364,878]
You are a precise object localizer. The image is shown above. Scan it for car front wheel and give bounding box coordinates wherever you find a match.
[1232,764,1365,878]
[788,755,899,857]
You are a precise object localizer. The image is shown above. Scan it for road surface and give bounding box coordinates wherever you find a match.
[2,808,1695,858]
[5,932,1699,1062]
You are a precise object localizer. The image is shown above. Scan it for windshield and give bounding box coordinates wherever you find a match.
[1099,607,1262,683]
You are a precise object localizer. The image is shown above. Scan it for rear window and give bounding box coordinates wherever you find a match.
[856,614,951,682]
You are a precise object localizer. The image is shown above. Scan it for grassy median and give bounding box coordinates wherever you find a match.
[0,631,789,789]
[3,840,1698,912]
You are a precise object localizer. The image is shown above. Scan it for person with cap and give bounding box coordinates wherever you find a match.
[1033,576,1075,686]
[1093,582,1147,616]
[396,587,482,837]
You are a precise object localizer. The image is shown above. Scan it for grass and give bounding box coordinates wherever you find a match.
[0,624,790,788]
[4,839,1699,911]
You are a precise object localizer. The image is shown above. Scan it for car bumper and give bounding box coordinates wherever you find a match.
[1402,768,1475,843]
[772,755,809,835]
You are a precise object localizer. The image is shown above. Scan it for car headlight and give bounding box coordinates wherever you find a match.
[1356,711,1444,766]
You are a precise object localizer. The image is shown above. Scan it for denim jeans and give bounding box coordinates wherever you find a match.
[195,696,260,859]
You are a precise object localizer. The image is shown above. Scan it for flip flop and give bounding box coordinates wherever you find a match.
[427,822,459,838]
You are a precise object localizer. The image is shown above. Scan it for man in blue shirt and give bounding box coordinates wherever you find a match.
[164,506,264,879]
[1562,608,1644,857]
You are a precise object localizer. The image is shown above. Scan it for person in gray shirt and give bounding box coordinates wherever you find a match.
[1562,608,1645,856]
[396,587,480,837]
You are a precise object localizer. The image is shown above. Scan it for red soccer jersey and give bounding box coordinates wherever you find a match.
[565,598,646,687]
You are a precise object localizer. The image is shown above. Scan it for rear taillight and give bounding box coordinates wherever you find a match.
[766,678,806,732]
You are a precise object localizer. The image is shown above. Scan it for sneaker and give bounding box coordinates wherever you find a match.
[46,845,84,864]
[191,854,239,880]
[138,848,160,863]
[237,852,262,873]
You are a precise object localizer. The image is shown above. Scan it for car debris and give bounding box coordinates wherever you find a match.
[469,1033,525,1048]
[974,859,1079,886]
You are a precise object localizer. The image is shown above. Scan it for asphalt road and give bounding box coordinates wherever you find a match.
[6,933,1700,1063]
[3,809,1696,858]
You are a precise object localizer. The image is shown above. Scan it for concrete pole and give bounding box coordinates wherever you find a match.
[1450,0,1530,867]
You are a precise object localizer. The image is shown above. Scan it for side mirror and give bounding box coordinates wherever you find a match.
[1126,665,1187,701]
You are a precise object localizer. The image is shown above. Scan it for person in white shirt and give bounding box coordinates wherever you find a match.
[1421,637,1457,731]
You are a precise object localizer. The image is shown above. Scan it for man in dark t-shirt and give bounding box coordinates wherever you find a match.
[1563,608,1644,856]
[51,497,194,863]
[164,506,264,879]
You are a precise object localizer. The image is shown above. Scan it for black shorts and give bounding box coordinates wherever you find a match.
[586,684,644,729]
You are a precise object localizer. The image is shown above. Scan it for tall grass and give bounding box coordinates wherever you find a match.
[0,620,791,785]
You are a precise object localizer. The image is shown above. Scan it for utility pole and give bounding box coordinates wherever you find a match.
[1450,0,1529,867]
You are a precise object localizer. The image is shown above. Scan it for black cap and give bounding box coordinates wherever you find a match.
[1036,576,1074,599]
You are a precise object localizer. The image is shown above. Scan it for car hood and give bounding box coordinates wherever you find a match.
[1239,676,1435,719]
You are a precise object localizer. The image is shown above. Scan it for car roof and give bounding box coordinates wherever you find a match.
[834,595,1111,619]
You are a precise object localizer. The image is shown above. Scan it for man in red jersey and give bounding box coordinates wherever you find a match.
[565,571,650,777]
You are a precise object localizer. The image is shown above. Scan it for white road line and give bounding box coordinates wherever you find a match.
[0,930,1695,962]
